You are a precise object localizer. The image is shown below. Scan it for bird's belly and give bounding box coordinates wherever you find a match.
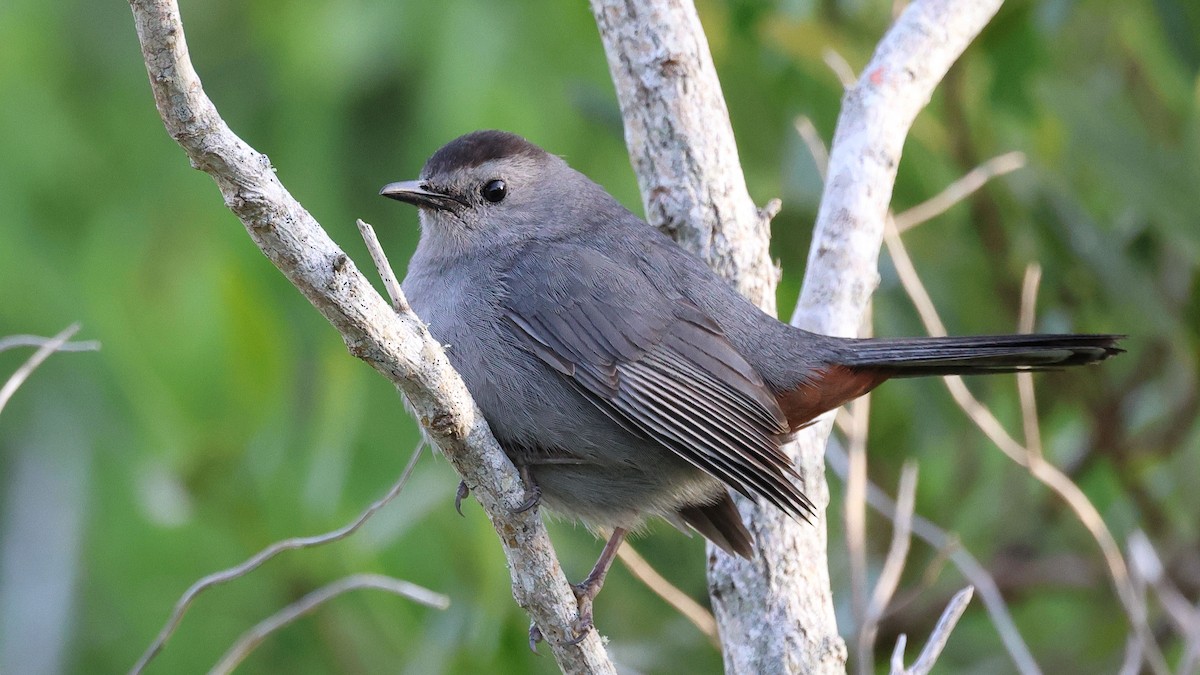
[470,362,725,528]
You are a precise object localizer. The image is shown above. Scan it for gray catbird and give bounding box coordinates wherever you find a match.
[382,130,1121,636]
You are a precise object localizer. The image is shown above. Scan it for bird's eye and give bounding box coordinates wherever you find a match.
[481,179,507,203]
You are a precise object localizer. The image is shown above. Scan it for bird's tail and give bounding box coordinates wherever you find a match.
[835,333,1124,377]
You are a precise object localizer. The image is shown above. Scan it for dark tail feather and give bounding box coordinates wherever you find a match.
[837,334,1124,377]
[678,492,753,559]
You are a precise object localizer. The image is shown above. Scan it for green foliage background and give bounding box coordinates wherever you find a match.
[1,0,1197,673]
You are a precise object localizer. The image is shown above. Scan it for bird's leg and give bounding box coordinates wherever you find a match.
[454,480,470,516]
[511,464,541,514]
[564,527,627,643]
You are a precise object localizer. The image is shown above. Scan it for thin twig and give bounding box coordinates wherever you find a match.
[893,152,1026,232]
[904,586,975,675]
[356,219,409,313]
[208,573,449,675]
[1016,263,1043,459]
[890,634,908,675]
[826,437,1041,674]
[794,116,829,181]
[883,217,1168,674]
[823,48,857,88]
[0,324,82,417]
[616,543,720,648]
[132,441,425,674]
[0,335,100,354]
[859,463,919,673]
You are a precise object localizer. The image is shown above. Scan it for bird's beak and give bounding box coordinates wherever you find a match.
[379,180,462,211]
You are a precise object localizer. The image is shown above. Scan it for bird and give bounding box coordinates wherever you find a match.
[380,129,1122,641]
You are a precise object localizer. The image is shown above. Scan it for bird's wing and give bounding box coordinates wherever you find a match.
[502,245,812,519]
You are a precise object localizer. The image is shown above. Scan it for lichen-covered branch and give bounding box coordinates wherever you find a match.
[592,0,1003,672]
[127,1,614,671]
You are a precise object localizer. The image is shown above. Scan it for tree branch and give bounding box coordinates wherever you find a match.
[126,1,615,671]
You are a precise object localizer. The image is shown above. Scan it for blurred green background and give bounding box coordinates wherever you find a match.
[1,0,1197,673]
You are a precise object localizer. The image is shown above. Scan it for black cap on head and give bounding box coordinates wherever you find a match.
[422,130,546,178]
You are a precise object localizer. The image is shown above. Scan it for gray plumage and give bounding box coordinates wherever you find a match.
[384,130,1122,558]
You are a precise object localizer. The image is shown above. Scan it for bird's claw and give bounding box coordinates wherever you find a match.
[512,484,541,513]
[564,581,598,643]
[511,465,541,514]
[454,480,470,516]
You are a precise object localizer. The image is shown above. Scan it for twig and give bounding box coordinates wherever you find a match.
[793,116,829,182]
[883,217,1169,674]
[859,463,919,674]
[826,436,1041,674]
[823,49,857,88]
[356,219,408,314]
[208,573,449,675]
[0,324,82,417]
[132,441,426,674]
[616,543,719,648]
[897,586,975,675]
[892,152,1026,232]
[1016,263,1043,459]
[0,334,100,354]
[128,1,615,669]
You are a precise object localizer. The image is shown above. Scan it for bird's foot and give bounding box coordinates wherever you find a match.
[562,581,599,644]
[511,465,541,514]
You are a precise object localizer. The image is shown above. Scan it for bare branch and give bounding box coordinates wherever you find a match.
[616,543,719,648]
[127,1,615,670]
[356,219,408,314]
[793,116,829,182]
[1016,263,1043,459]
[822,49,857,89]
[0,324,82,417]
[132,441,425,673]
[892,152,1026,232]
[209,574,449,675]
[903,586,975,675]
